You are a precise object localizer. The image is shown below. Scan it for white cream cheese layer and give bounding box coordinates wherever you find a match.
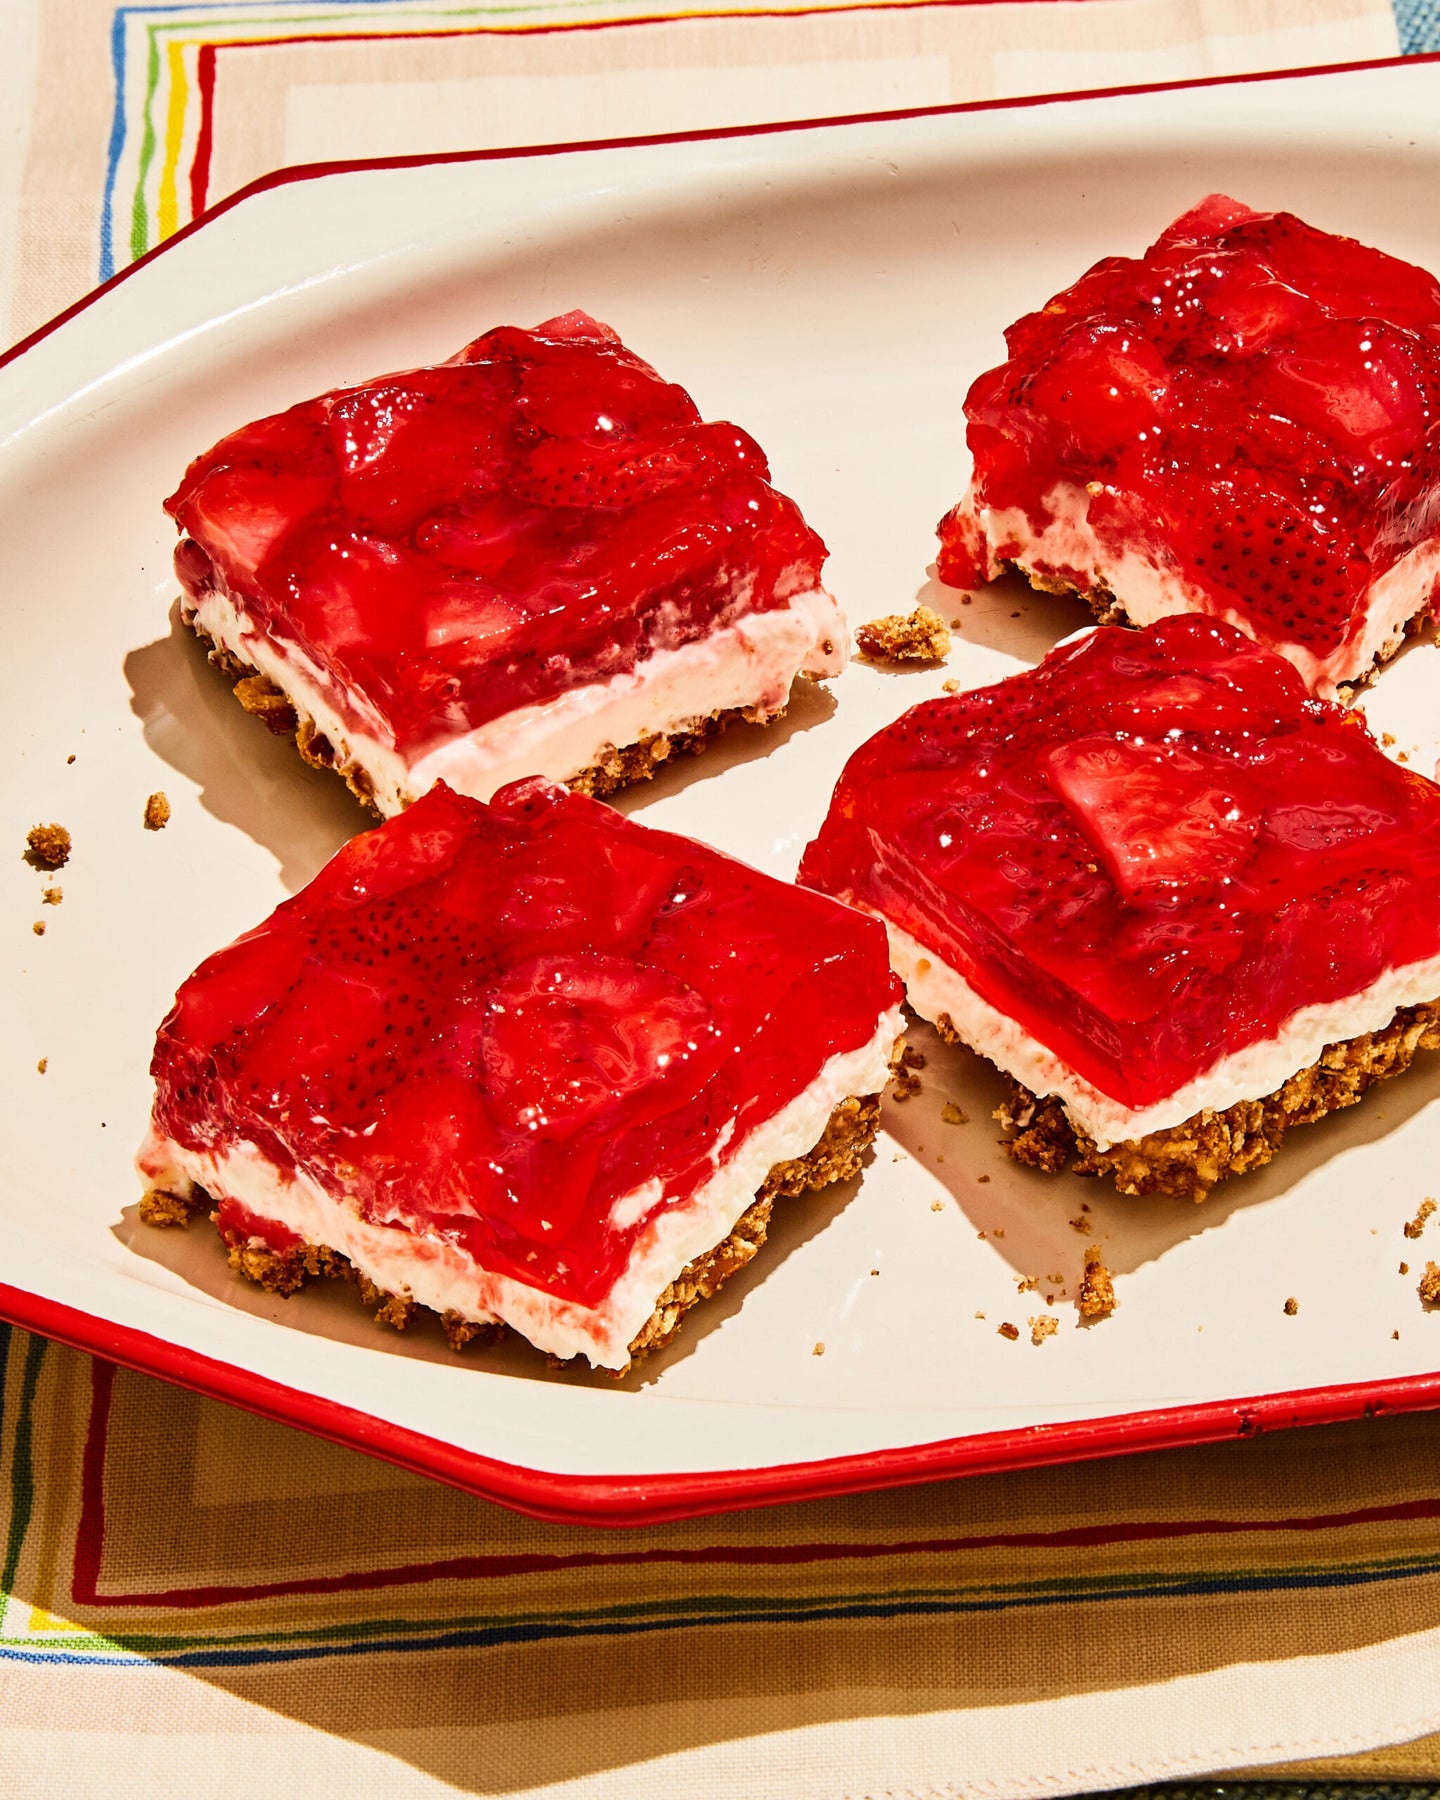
[189,584,848,817]
[138,1006,903,1370]
[880,916,1440,1151]
[955,480,1440,698]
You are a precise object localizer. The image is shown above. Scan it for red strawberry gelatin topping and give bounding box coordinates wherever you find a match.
[167,312,830,763]
[939,196,1440,692]
[146,781,899,1315]
[799,614,1440,1112]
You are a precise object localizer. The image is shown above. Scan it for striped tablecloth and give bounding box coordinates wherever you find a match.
[6,3,1440,1795]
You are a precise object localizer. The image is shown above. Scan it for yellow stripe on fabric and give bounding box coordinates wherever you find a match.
[25,1605,89,1635]
[158,37,192,243]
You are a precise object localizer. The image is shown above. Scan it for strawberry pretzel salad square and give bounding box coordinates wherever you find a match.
[137,780,903,1372]
[937,196,1440,696]
[800,614,1440,1202]
[167,311,846,815]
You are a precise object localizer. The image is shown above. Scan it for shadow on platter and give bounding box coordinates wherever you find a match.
[882,1012,1440,1302]
[609,673,838,818]
[123,605,367,892]
[917,566,1088,670]
[110,1143,871,1393]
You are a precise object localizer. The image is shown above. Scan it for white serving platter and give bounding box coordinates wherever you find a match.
[6,56,1440,1524]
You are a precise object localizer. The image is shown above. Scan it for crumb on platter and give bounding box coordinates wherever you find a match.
[25,823,70,869]
[855,605,952,664]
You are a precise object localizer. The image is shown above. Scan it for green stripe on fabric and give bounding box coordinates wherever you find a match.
[1,1335,50,1600]
[130,24,162,259]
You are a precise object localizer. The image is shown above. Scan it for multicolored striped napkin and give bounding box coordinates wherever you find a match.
[6,1322,1440,1793]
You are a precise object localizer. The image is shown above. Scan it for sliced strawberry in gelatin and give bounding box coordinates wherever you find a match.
[1021,323,1170,459]
[150,782,899,1308]
[478,955,724,1139]
[941,195,1440,685]
[1045,738,1258,902]
[800,614,1440,1111]
[167,315,827,755]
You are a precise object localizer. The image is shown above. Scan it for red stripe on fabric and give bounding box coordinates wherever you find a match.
[73,1497,1440,1610]
[67,1344,1440,1609]
[71,1360,116,1608]
[190,43,217,219]
[180,0,1139,226]
[176,0,1138,61]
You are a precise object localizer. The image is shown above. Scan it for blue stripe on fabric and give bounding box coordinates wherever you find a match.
[99,7,130,280]
[4,1553,1440,1671]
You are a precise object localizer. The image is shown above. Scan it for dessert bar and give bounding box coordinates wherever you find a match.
[167,311,846,813]
[138,780,903,1370]
[938,196,1440,695]
[800,614,1440,1199]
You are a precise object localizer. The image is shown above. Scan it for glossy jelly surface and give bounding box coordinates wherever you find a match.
[167,312,826,754]
[939,196,1440,663]
[150,781,898,1306]
[799,615,1440,1109]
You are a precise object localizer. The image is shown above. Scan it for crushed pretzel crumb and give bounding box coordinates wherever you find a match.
[855,605,952,664]
[1404,1198,1436,1239]
[25,823,70,869]
[42,887,61,905]
[1078,1246,1117,1320]
[1069,1214,1092,1234]
[1383,732,1397,747]
[1420,1263,1440,1305]
[812,1341,826,1356]
[1016,1275,1039,1294]
[31,921,45,936]
[36,1058,46,1075]
[942,679,962,694]
[143,791,171,831]
[974,1311,985,1319]
[941,1101,969,1125]
[1283,1296,1298,1316]
[900,1046,927,1071]
[997,1321,1019,1341]
[1029,1315,1058,1346]
[1401,1262,1410,1276]
[891,1072,921,1103]
[930,1200,944,1213]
